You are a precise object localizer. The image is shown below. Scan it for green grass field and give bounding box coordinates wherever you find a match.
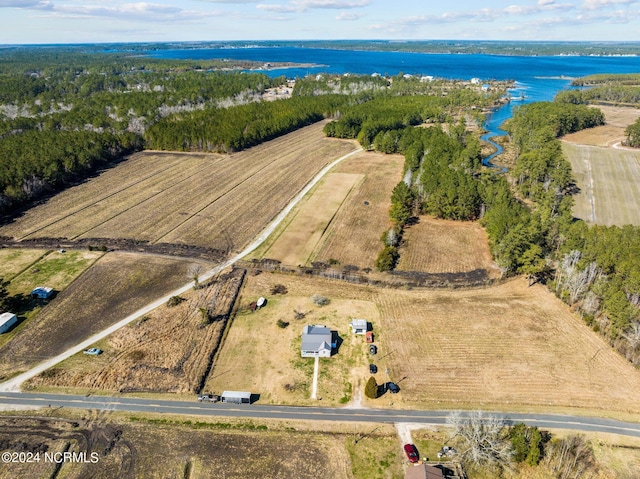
[563,142,640,226]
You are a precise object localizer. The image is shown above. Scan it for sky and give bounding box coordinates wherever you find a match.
[1,0,639,44]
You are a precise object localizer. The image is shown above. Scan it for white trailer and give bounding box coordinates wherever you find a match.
[0,313,18,334]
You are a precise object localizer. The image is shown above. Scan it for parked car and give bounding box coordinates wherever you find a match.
[83,348,102,356]
[404,444,419,463]
[197,394,220,403]
[386,382,400,394]
[369,364,377,374]
[369,344,377,355]
[365,331,374,343]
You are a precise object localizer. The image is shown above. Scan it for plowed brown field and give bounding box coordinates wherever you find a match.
[311,152,404,268]
[0,122,357,252]
[396,216,499,278]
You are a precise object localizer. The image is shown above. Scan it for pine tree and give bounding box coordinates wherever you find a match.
[364,376,378,399]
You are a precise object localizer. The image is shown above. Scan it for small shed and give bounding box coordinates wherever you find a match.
[220,390,252,404]
[0,313,18,334]
[31,286,53,299]
[350,319,367,335]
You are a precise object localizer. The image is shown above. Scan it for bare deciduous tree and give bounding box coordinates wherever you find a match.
[188,264,202,285]
[555,250,602,304]
[446,411,513,468]
[622,321,640,350]
[544,435,599,479]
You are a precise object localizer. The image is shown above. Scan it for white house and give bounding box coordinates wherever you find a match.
[301,325,332,358]
[0,313,17,334]
[350,319,367,335]
[31,286,53,299]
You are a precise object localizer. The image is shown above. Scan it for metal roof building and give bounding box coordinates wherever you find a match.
[220,390,252,404]
[301,325,332,358]
[0,313,18,334]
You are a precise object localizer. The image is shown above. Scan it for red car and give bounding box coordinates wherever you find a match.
[404,444,419,463]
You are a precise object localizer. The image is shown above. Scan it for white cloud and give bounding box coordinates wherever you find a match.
[256,0,368,14]
[582,0,637,9]
[256,3,298,12]
[0,0,52,9]
[336,11,363,20]
[30,1,226,23]
[195,0,257,3]
[292,0,369,8]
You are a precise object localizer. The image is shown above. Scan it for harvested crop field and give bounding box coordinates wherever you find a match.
[396,216,499,279]
[0,252,211,381]
[310,152,404,269]
[563,105,640,147]
[27,269,245,394]
[0,122,358,253]
[208,272,640,414]
[562,142,640,226]
[0,414,352,479]
[375,277,640,414]
[259,172,363,266]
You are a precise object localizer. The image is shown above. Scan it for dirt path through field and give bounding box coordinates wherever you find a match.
[0,148,362,392]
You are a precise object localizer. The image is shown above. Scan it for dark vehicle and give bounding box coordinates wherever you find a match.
[369,364,377,374]
[387,382,400,394]
[369,344,377,355]
[404,443,419,463]
[197,394,220,403]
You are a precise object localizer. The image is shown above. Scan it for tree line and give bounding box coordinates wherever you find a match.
[0,51,288,214]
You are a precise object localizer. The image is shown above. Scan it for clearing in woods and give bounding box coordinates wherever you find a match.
[562,142,640,226]
[253,151,403,269]
[312,152,404,269]
[396,216,499,279]
[0,121,358,253]
[0,252,211,381]
[26,268,245,395]
[562,105,640,147]
[208,273,640,415]
[259,172,363,266]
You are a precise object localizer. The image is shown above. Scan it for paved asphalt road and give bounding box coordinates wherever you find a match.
[1,392,640,438]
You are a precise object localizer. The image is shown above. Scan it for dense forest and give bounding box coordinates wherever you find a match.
[0,49,291,214]
[0,49,507,215]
